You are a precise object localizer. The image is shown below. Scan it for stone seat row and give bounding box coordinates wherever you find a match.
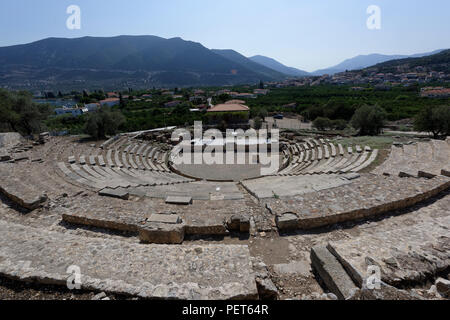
[280,141,377,175]
[69,144,171,173]
[57,160,193,192]
[373,139,450,178]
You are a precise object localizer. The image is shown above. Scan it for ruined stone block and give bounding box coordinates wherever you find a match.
[99,188,129,200]
[276,213,299,230]
[139,222,185,244]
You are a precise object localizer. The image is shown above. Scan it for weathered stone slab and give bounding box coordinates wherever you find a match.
[148,213,182,224]
[13,155,29,162]
[418,170,437,179]
[338,144,344,156]
[98,156,106,167]
[327,213,450,287]
[226,215,250,233]
[0,220,258,300]
[68,156,76,164]
[0,185,47,210]
[0,166,48,210]
[165,196,192,205]
[138,181,242,201]
[0,132,23,148]
[99,188,129,200]
[442,168,450,177]
[263,174,450,230]
[242,175,352,199]
[273,261,310,277]
[311,245,358,300]
[210,193,225,201]
[276,213,299,230]
[436,278,450,297]
[89,156,96,166]
[342,173,360,180]
[139,222,185,244]
[185,220,228,236]
[0,148,11,162]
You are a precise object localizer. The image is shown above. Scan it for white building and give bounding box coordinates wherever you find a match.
[54,106,86,117]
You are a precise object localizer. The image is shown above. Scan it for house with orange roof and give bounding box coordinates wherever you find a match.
[207,104,250,113]
[107,92,118,98]
[225,99,246,105]
[206,103,250,126]
[99,98,120,107]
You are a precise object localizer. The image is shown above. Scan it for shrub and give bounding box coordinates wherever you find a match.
[313,117,332,131]
[332,119,348,130]
[253,117,263,130]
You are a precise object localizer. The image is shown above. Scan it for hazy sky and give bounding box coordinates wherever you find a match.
[0,0,449,72]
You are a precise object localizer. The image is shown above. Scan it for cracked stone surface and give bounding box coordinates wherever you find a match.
[0,220,258,300]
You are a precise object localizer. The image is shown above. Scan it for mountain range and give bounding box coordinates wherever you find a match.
[311,50,445,75]
[0,35,286,89]
[0,35,446,89]
[248,55,310,77]
[211,50,286,80]
[363,49,450,74]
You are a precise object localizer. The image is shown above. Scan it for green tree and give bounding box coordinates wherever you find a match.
[84,109,125,140]
[350,105,387,136]
[414,105,450,138]
[119,93,125,109]
[252,107,268,120]
[253,117,263,130]
[0,89,52,135]
[259,81,264,89]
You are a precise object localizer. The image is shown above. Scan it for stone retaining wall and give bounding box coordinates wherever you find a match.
[268,175,450,231]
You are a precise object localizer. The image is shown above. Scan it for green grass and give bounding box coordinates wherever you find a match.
[332,136,394,150]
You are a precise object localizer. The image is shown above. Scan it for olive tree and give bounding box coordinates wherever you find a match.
[414,105,450,139]
[84,108,125,140]
[350,105,386,136]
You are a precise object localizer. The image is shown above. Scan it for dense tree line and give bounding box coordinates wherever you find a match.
[243,84,448,121]
[2,84,449,139]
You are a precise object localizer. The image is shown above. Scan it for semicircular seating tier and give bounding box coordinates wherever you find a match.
[58,136,194,191]
[278,138,379,175]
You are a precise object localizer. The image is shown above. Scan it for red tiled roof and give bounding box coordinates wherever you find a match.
[225,100,246,105]
[207,104,250,112]
[100,98,120,103]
